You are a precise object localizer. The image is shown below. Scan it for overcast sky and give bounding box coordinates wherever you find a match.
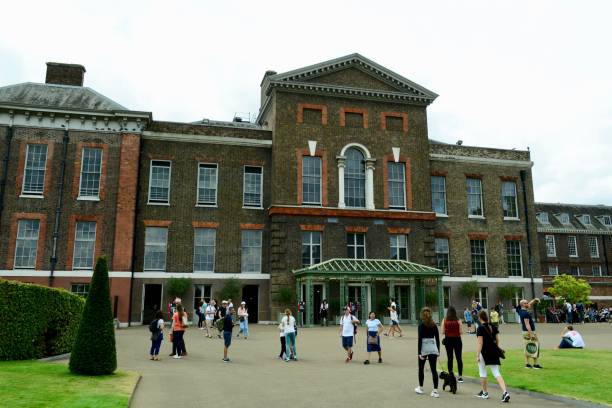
[1,1,610,205]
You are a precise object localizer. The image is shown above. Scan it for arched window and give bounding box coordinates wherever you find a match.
[344,147,366,207]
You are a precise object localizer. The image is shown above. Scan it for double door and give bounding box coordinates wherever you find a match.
[394,285,411,321]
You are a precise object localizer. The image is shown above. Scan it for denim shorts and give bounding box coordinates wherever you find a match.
[223,331,232,347]
[342,336,353,348]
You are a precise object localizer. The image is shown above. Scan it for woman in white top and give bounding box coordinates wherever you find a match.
[204,302,216,338]
[281,309,298,362]
[385,305,403,337]
[237,302,249,339]
[364,312,384,364]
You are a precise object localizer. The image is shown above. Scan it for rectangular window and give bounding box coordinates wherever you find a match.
[243,166,263,208]
[347,233,366,259]
[601,215,612,227]
[569,266,580,276]
[301,231,322,266]
[197,163,218,206]
[345,112,364,128]
[466,178,483,216]
[14,219,40,269]
[545,235,556,257]
[389,234,409,260]
[470,239,487,276]
[443,287,451,309]
[73,221,96,269]
[513,288,525,308]
[79,148,103,198]
[568,236,578,258]
[536,212,549,224]
[193,228,215,272]
[193,284,212,309]
[22,144,48,195]
[587,236,599,258]
[558,213,570,225]
[592,265,602,276]
[148,160,171,204]
[144,227,168,271]
[241,230,262,273]
[581,215,591,226]
[70,283,90,297]
[434,238,450,275]
[478,287,489,309]
[548,266,559,275]
[506,240,523,277]
[302,157,322,205]
[388,163,406,209]
[502,181,518,218]
[431,176,447,215]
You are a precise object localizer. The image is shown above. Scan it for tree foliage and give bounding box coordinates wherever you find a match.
[274,286,295,305]
[167,277,192,299]
[458,280,479,304]
[497,284,520,301]
[216,278,243,303]
[549,275,591,304]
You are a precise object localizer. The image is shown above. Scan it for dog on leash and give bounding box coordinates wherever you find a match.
[439,371,457,394]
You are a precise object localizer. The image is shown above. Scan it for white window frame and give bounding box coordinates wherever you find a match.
[143,227,168,271]
[548,266,559,275]
[243,166,263,209]
[302,156,322,206]
[600,215,612,228]
[193,228,216,272]
[78,147,103,200]
[470,239,488,276]
[431,176,447,216]
[72,221,97,270]
[387,162,406,210]
[193,284,212,309]
[580,214,592,226]
[512,288,525,308]
[147,160,172,205]
[14,219,40,269]
[536,212,550,224]
[557,213,570,225]
[501,181,519,220]
[466,178,484,218]
[301,231,322,266]
[477,287,488,309]
[70,283,90,297]
[570,265,580,276]
[389,234,409,261]
[506,240,523,277]
[435,237,450,275]
[196,163,218,207]
[592,265,602,277]
[545,235,556,257]
[567,236,578,258]
[21,144,48,197]
[587,236,599,258]
[241,230,262,273]
[347,232,366,259]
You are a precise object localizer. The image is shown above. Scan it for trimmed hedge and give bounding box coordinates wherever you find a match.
[0,279,85,360]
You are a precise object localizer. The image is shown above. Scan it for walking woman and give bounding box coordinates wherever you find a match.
[364,312,384,364]
[171,304,187,359]
[385,305,403,337]
[237,301,249,339]
[475,310,510,402]
[415,307,440,398]
[281,309,298,361]
[149,310,164,361]
[441,306,464,383]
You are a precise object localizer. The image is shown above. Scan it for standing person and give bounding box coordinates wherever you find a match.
[475,310,510,402]
[340,307,359,363]
[364,312,384,364]
[385,305,402,337]
[497,302,505,325]
[171,304,187,359]
[222,306,235,362]
[490,307,500,330]
[149,311,164,361]
[204,301,216,338]
[576,302,585,324]
[464,307,474,334]
[281,309,298,361]
[320,299,329,327]
[441,306,464,383]
[278,322,287,359]
[237,301,249,339]
[216,300,228,339]
[565,300,573,324]
[415,307,440,398]
[196,300,204,329]
[519,299,542,369]
[297,300,305,327]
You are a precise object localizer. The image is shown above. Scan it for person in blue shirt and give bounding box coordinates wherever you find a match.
[518,299,542,369]
[463,307,473,334]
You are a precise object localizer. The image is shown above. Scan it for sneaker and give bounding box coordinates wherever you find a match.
[457,377,464,383]
[533,364,543,370]
[222,358,230,363]
[363,360,370,365]
[345,357,350,363]
[525,364,533,369]
[475,391,489,399]
[502,391,510,403]
[414,387,424,395]
[431,390,440,398]
[285,358,291,362]
[173,355,181,359]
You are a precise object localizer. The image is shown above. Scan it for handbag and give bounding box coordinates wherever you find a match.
[421,338,439,355]
[485,325,505,359]
[367,333,378,345]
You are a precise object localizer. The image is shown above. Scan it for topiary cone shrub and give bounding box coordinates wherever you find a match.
[69,256,117,375]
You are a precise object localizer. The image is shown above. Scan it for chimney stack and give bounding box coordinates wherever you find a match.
[45,62,86,86]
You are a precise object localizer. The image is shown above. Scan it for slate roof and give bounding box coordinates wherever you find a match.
[535,202,612,233]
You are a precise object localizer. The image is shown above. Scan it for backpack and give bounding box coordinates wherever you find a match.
[149,319,160,333]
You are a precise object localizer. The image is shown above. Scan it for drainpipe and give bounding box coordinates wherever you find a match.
[520,170,537,318]
[127,137,143,327]
[602,235,610,277]
[0,123,14,223]
[49,128,70,287]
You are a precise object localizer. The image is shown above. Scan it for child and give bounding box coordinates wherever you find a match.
[278,323,287,359]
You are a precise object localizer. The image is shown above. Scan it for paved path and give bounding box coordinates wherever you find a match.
[118,323,609,408]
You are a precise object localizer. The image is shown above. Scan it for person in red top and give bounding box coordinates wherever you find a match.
[441,306,464,382]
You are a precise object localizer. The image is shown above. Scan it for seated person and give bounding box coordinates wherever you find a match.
[558,325,585,349]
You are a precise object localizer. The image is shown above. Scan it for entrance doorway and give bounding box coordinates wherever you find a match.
[313,284,323,324]
[242,285,259,323]
[394,285,411,321]
[142,284,162,324]
[348,285,369,320]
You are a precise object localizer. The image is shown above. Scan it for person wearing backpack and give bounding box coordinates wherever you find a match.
[149,310,164,361]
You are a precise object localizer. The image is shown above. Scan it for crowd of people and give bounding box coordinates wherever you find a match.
[544,301,610,324]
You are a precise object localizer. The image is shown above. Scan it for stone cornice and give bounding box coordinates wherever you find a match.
[537,227,612,235]
[268,205,437,221]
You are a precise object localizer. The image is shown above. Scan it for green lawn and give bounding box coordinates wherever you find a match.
[469,349,612,405]
[0,360,139,408]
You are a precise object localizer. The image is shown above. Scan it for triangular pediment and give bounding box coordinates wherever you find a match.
[302,67,403,93]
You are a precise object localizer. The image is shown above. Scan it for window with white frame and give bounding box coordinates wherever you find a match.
[22,144,48,195]
[435,238,450,275]
[506,240,523,277]
[431,176,447,215]
[148,160,171,204]
[302,156,322,205]
[477,287,489,309]
[501,181,518,218]
[592,265,602,276]
[548,265,559,275]
[567,236,578,257]
[545,235,556,257]
[569,265,580,276]
[347,232,366,259]
[557,213,570,225]
[387,162,406,209]
[536,212,550,224]
[601,215,612,228]
[587,236,599,258]
[193,228,215,272]
[470,239,487,276]
[73,221,96,269]
[193,284,212,309]
[301,231,322,266]
[389,234,409,260]
[241,230,262,273]
[144,227,168,271]
[14,219,40,268]
[243,166,263,208]
[344,148,366,208]
[70,283,90,297]
[466,178,483,216]
[197,163,218,206]
[443,287,451,309]
[580,214,592,226]
[79,147,103,198]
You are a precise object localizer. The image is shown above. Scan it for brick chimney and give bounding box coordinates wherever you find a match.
[45,62,86,86]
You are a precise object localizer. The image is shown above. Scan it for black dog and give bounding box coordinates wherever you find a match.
[439,371,457,394]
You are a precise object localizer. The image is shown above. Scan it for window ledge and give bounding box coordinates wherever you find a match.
[144,270,167,272]
[468,215,486,220]
[13,267,36,271]
[72,268,93,271]
[301,203,323,207]
[196,204,218,208]
[19,194,44,199]
[147,202,170,206]
[435,213,449,218]
[503,217,520,221]
[77,196,100,202]
[242,206,264,210]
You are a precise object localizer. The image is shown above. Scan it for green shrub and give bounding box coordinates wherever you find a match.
[0,279,84,360]
[167,277,192,299]
[274,286,295,304]
[215,278,243,303]
[69,256,117,375]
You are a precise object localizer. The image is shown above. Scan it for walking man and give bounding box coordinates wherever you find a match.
[340,307,359,363]
[222,306,236,362]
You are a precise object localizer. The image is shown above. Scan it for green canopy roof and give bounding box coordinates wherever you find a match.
[293,258,443,277]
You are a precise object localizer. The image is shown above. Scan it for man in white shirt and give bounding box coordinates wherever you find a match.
[558,325,585,349]
[339,307,359,363]
[204,302,216,339]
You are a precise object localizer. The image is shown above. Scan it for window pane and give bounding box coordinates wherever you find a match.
[568,236,578,257]
[79,148,102,198]
[502,181,518,218]
[506,240,522,277]
[347,232,366,259]
[243,167,262,207]
[344,148,365,207]
[470,239,487,276]
[301,231,322,266]
[545,235,556,257]
[71,283,90,297]
[144,227,168,271]
[15,219,40,268]
[431,176,446,214]
[388,163,405,209]
[302,157,322,204]
[389,234,408,260]
[194,228,215,272]
[435,238,450,274]
[587,236,599,258]
[466,178,483,216]
[198,164,218,205]
[73,221,96,269]
[241,230,262,272]
[149,161,171,203]
[23,144,48,194]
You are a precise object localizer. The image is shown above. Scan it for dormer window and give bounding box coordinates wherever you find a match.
[579,214,591,226]
[536,212,549,224]
[556,213,570,225]
[597,215,611,228]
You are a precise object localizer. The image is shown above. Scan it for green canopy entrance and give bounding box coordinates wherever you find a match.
[293,258,444,326]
